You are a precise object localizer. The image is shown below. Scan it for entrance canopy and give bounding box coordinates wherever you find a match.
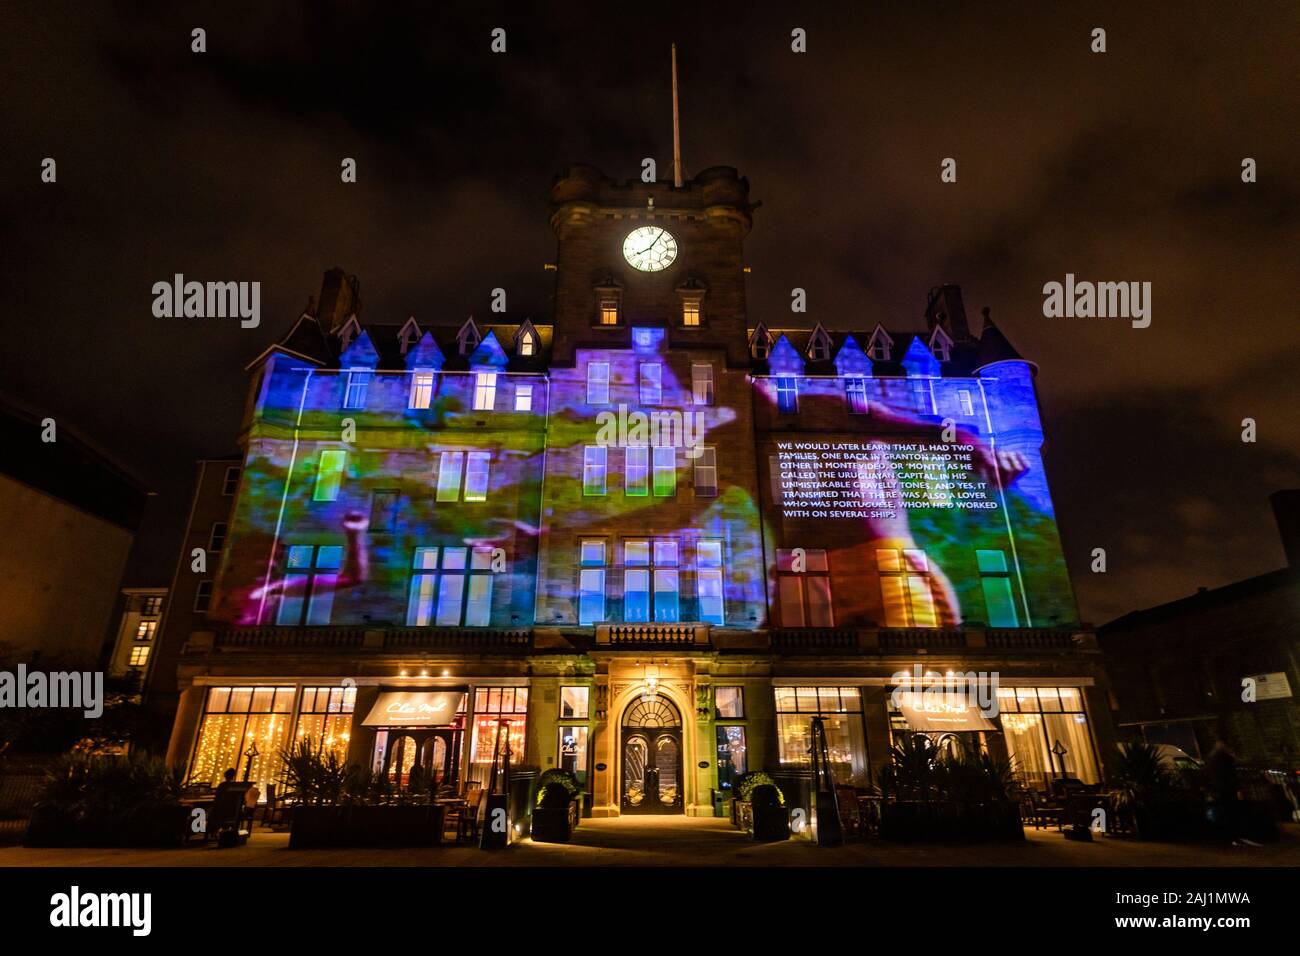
[362,690,466,727]
[895,692,997,733]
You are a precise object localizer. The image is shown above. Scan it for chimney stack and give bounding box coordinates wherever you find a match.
[1269,490,1300,568]
[316,268,360,332]
[925,284,971,341]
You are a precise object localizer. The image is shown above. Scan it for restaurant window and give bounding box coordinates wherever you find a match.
[188,686,296,788]
[293,685,357,764]
[473,372,497,411]
[128,645,150,667]
[715,687,744,719]
[716,726,747,790]
[409,370,435,409]
[977,549,1020,627]
[276,544,343,625]
[845,377,869,415]
[469,687,529,787]
[652,445,676,496]
[221,466,242,496]
[776,548,833,627]
[697,539,725,625]
[514,383,533,411]
[343,369,371,409]
[776,375,798,413]
[693,447,717,498]
[314,450,346,502]
[587,362,610,405]
[407,546,496,627]
[584,445,607,496]
[691,364,714,405]
[639,363,662,405]
[559,726,589,784]
[997,686,1098,788]
[560,686,590,719]
[579,539,607,624]
[623,538,679,622]
[775,686,868,786]
[625,446,649,496]
[877,548,937,627]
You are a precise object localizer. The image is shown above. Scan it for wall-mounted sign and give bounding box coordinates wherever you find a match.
[1246,672,1293,701]
[595,762,607,772]
[698,761,710,769]
[362,691,466,727]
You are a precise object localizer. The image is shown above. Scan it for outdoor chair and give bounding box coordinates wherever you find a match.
[207,782,254,847]
[1024,791,1063,830]
[834,786,862,838]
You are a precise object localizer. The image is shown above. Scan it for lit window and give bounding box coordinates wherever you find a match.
[560,687,590,719]
[698,540,725,625]
[473,372,497,411]
[142,596,163,616]
[293,686,357,765]
[343,369,371,409]
[464,452,490,502]
[590,361,608,403]
[436,451,464,502]
[134,620,157,641]
[845,377,869,414]
[583,445,607,496]
[469,688,528,786]
[193,580,214,613]
[558,725,589,783]
[717,725,747,789]
[599,299,619,325]
[652,446,676,496]
[625,446,648,496]
[221,466,241,496]
[977,549,1020,627]
[693,447,717,497]
[579,540,606,624]
[958,388,974,416]
[776,375,798,413]
[691,364,714,406]
[187,685,296,788]
[129,645,150,667]
[208,522,228,553]
[622,539,680,622]
[409,370,435,409]
[639,363,662,405]
[406,547,439,626]
[276,545,343,626]
[515,383,533,411]
[314,450,346,502]
[775,686,868,786]
[519,332,535,356]
[682,300,701,326]
[877,548,937,627]
[776,548,833,627]
[715,687,744,719]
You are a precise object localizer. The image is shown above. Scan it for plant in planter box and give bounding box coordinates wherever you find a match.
[1110,741,1202,840]
[731,771,783,831]
[531,781,576,843]
[749,783,790,841]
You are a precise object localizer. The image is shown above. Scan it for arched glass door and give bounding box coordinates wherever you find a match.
[620,696,683,814]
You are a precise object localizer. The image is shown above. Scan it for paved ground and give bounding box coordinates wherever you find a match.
[2,817,1298,867]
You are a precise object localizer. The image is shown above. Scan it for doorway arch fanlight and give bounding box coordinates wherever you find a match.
[620,694,684,814]
[622,696,681,729]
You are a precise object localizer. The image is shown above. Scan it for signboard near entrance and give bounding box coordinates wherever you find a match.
[362,691,466,726]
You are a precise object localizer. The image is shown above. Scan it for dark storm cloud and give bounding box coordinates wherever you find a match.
[1,1,1297,615]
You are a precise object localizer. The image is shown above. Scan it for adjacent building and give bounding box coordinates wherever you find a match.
[162,165,1115,815]
[105,587,167,682]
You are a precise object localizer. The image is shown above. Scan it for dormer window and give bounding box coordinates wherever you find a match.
[866,326,892,362]
[336,315,361,352]
[398,317,421,355]
[929,326,953,363]
[457,319,481,356]
[750,326,772,360]
[519,331,535,356]
[808,325,833,362]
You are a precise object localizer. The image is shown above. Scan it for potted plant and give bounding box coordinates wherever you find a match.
[1110,741,1202,841]
[749,783,790,841]
[731,771,781,832]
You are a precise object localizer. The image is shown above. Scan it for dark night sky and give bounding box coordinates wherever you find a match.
[2,1,1298,624]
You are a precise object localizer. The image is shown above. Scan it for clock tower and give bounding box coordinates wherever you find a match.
[547,164,755,368]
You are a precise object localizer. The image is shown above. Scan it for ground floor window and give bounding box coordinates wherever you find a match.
[188,686,296,788]
[774,685,868,786]
[469,686,529,788]
[996,686,1099,787]
[293,685,357,764]
[559,726,589,785]
[716,725,747,790]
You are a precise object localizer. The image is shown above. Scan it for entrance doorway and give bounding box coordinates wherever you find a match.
[621,696,683,814]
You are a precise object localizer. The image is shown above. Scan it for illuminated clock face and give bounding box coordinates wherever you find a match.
[622,226,677,272]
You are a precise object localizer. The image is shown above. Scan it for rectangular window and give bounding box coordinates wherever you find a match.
[193,580,214,613]
[775,548,833,627]
[465,569,493,627]
[716,726,747,789]
[587,362,610,405]
[845,377,869,414]
[407,546,493,626]
[134,620,157,641]
[128,645,150,667]
[652,446,676,496]
[409,370,435,409]
[293,685,357,765]
[625,446,649,496]
[698,539,725,625]
[599,300,619,325]
[775,686,868,786]
[682,300,701,326]
[693,447,717,497]
[583,445,608,496]
[473,372,497,411]
[221,466,241,495]
[639,363,662,405]
[314,450,346,502]
[142,596,163,616]
[369,490,400,533]
[622,539,679,622]
[958,388,975,416]
[208,522,228,553]
[977,549,1020,627]
[464,452,490,502]
[436,451,464,502]
[514,383,533,411]
[560,687,590,719]
[559,725,589,784]
[407,547,439,626]
[343,370,371,409]
[518,334,535,357]
[275,546,338,626]
[996,687,1098,788]
[691,364,714,406]
[470,687,528,786]
[776,375,798,413]
[877,548,937,627]
[579,540,606,625]
[715,687,744,719]
[187,685,296,788]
